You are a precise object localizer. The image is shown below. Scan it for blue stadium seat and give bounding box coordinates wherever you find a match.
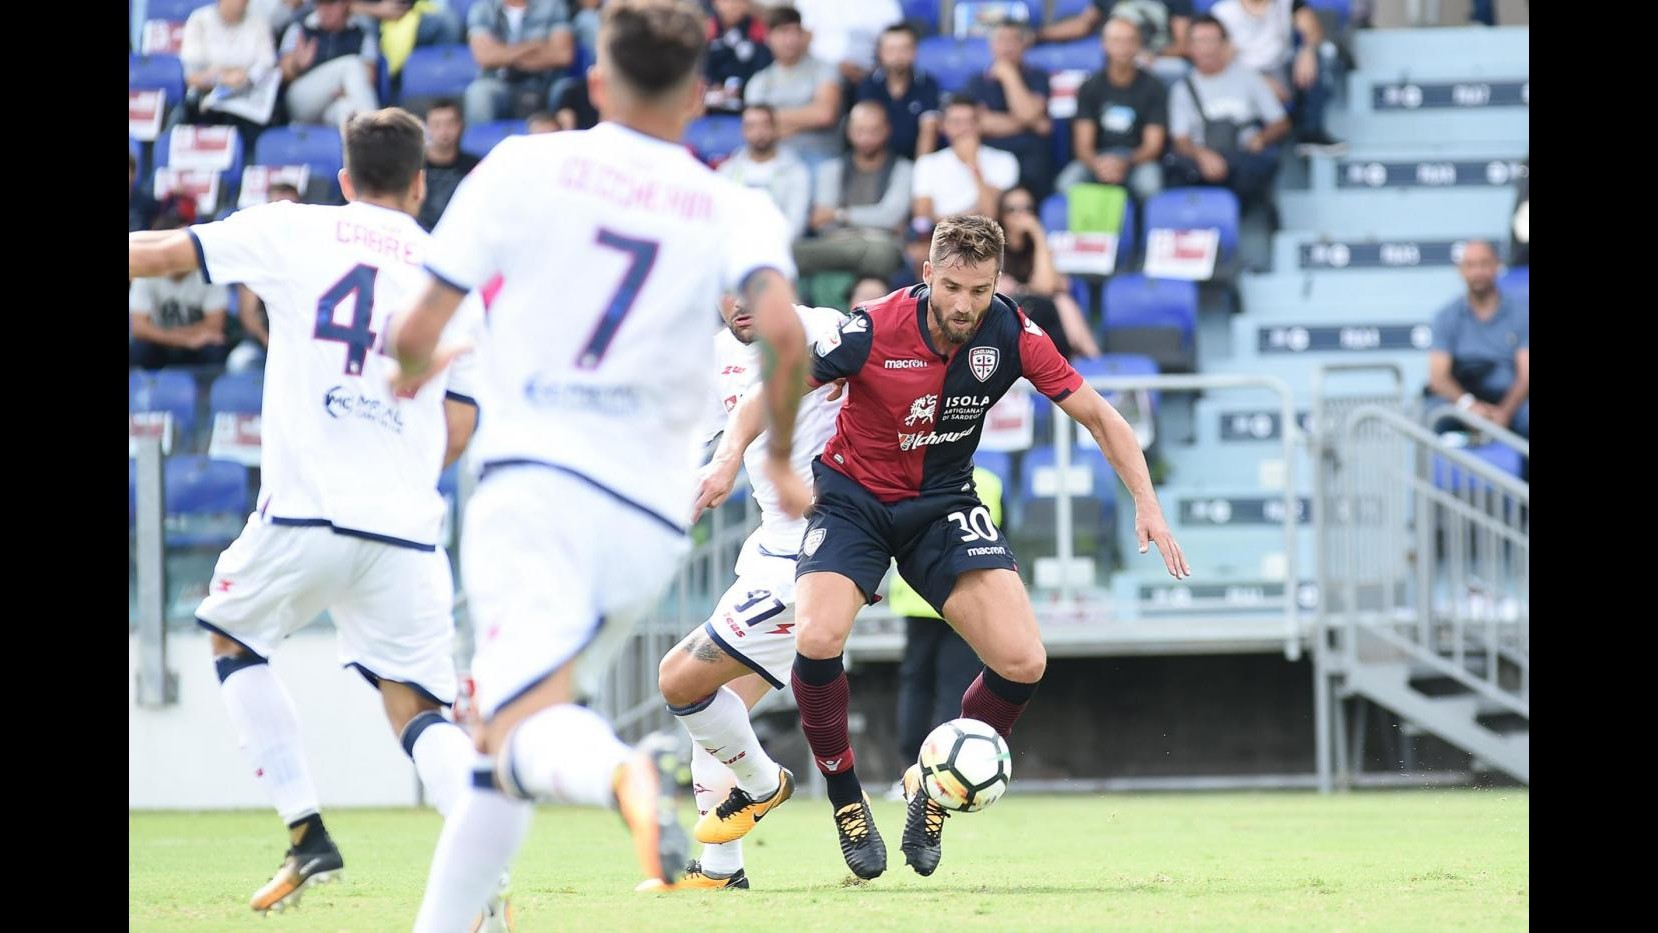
[154,125,246,195]
[255,125,345,177]
[208,371,262,416]
[1017,443,1117,536]
[130,53,187,102]
[974,449,1014,487]
[916,36,992,93]
[130,136,145,186]
[683,115,744,165]
[1307,0,1352,26]
[1433,442,1524,493]
[438,463,459,496]
[1024,38,1103,74]
[1050,0,1093,18]
[1144,187,1239,261]
[401,44,479,102]
[164,455,252,547]
[147,0,213,21]
[1101,274,1197,372]
[1499,265,1528,304]
[1038,189,1137,270]
[461,120,526,159]
[1193,0,1220,12]
[130,369,200,440]
[901,0,941,33]
[1074,352,1161,409]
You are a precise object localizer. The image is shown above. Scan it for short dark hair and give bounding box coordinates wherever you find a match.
[944,94,981,112]
[994,17,1031,34]
[742,102,777,121]
[881,22,919,44]
[1190,14,1229,41]
[425,98,463,122]
[268,182,302,201]
[767,5,803,30]
[930,214,1006,271]
[343,107,426,197]
[601,0,708,99]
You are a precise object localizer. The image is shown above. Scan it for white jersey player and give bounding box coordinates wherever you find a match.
[126,108,503,925]
[633,299,845,891]
[389,2,812,927]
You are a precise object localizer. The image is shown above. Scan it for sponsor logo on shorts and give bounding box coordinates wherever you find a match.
[803,528,826,556]
[967,545,1007,556]
[724,614,747,639]
[969,347,1000,382]
[323,386,405,433]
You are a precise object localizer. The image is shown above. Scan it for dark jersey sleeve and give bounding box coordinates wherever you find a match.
[809,308,874,386]
[1016,307,1086,401]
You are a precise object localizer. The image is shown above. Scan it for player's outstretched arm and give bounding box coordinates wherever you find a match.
[1057,384,1191,579]
[692,390,767,521]
[128,230,202,280]
[388,278,469,398]
[744,267,811,519]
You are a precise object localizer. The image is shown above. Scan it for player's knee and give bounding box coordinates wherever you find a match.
[1000,646,1047,684]
[657,655,703,708]
[793,615,847,659]
[208,633,266,683]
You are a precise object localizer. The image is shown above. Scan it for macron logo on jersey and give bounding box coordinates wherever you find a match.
[884,359,928,369]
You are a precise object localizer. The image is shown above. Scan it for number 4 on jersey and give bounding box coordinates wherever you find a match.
[315,263,380,376]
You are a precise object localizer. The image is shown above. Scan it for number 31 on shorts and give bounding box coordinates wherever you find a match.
[947,507,999,542]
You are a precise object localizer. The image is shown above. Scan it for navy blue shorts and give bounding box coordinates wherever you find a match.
[795,458,1018,615]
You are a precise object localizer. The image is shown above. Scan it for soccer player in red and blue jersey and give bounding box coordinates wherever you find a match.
[790,214,1189,879]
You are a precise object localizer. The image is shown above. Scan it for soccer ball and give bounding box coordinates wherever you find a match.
[916,718,1011,812]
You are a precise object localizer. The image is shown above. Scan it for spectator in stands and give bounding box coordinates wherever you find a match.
[549,72,599,129]
[1040,0,1193,80]
[718,105,812,239]
[1165,15,1289,206]
[130,209,231,370]
[417,99,480,231]
[793,0,902,84]
[572,0,602,61]
[351,2,463,78]
[854,22,941,161]
[962,19,1054,200]
[131,151,161,234]
[1427,240,1528,439]
[462,0,576,126]
[1210,0,1345,154]
[850,274,891,308]
[794,101,913,281]
[227,184,302,373]
[911,97,1019,235]
[1056,15,1166,201]
[279,0,381,127]
[743,5,844,164]
[526,109,561,132]
[253,0,307,38]
[704,0,773,115]
[180,0,278,138]
[998,187,1100,360]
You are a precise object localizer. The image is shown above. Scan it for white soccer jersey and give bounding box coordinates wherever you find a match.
[710,304,847,556]
[423,123,797,529]
[190,200,479,549]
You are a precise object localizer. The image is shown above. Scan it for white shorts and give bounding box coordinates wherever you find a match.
[699,530,800,690]
[196,518,459,704]
[462,464,690,720]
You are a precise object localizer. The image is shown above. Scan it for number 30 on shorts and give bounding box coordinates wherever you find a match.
[947,507,1000,543]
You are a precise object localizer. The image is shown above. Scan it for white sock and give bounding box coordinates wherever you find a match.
[413,771,532,933]
[675,686,781,798]
[504,704,632,807]
[691,743,743,876]
[218,661,320,825]
[403,712,475,818]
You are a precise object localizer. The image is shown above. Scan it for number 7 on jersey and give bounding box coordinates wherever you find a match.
[577,229,659,369]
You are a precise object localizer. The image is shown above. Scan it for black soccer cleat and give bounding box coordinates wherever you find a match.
[899,764,950,877]
[249,834,344,914]
[833,792,887,880]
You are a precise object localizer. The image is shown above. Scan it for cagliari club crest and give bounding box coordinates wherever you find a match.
[969,346,1000,382]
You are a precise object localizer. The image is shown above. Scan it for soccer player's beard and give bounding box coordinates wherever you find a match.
[932,307,978,347]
